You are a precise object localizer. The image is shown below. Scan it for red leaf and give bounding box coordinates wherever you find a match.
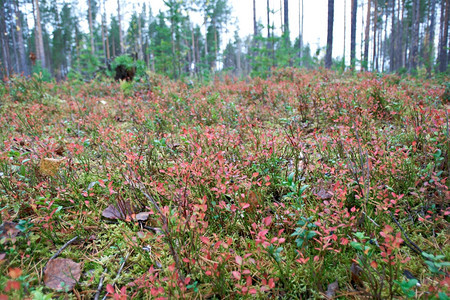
[263,216,272,226]
[8,268,22,279]
[107,284,115,294]
[232,271,241,280]
[5,280,20,292]
[235,255,243,266]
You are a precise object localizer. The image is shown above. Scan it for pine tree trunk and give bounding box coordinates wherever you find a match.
[439,0,449,72]
[15,0,28,75]
[363,0,371,70]
[350,0,357,69]
[138,12,143,60]
[253,0,257,36]
[284,0,289,43]
[372,0,378,71]
[88,0,95,55]
[117,0,123,54]
[427,0,436,76]
[0,0,12,77]
[34,0,46,69]
[390,0,396,71]
[409,0,420,71]
[325,0,334,69]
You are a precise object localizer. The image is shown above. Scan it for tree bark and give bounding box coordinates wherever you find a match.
[14,0,28,75]
[34,0,46,69]
[350,0,357,69]
[0,0,12,77]
[88,0,95,55]
[363,0,371,70]
[117,0,123,54]
[439,0,449,72]
[409,0,420,71]
[325,0,334,69]
[284,0,289,43]
[372,0,378,71]
[253,0,257,36]
[390,0,396,71]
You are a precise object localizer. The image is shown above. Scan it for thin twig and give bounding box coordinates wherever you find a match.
[362,212,379,227]
[94,273,105,300]
[102,253,130,300]
[390,211,423,255]
[124,172,185,281]
[44,236,78,271]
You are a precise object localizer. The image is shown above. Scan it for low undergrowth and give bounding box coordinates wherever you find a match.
[0,69,449,299]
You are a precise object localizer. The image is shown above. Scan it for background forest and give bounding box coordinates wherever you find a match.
[0,0,449,81]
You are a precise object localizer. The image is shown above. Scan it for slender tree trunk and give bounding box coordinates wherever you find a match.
[409,0,420,71]
[427,0,436,76]
[267,0,270,41]
[15,0,28,75]
[299,0,303,63]
[117,0,123,54]
[390,0,395,71]
[372,0,378,71]
[284,0,289,43]
[439,0,449,72]
[343,0,346,65]
[237,37,241,76]
[101,1,107,63]
[350,0,357,69]
[382,4,388,71]
[138,12,143,60]
[253,0,257,36]
[0,0,12,77]
[191,28,195,76]
[34,0,46,69]
[325,0,334,69]
[88,0,95,55]
[9,1,19,73]
[363,0,371,70]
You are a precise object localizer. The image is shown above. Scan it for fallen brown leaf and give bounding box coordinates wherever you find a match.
[39,157,65,177]
[44,258,81,291]
[102,200,135,220]
[325,279,339,298]
[0,222,20,239]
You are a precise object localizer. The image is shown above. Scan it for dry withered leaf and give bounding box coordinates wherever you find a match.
[325,279,339,298]
[102,200,135,220]
[315,188,333,200]
[0,222,20,239]
[350,262,364,288]
[135,212,150,221]
[39,157,65,177]
[44,258,81,291]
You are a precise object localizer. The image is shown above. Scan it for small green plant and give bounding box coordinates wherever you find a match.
[422,252,450,275]
[291,217,317,248]
[282,172,309,207]
[394,278,418,298]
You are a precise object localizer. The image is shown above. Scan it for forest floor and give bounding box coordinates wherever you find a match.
[0,69,449,299]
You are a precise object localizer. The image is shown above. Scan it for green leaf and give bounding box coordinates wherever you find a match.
[350,242,363,251]
[354,232,368,240]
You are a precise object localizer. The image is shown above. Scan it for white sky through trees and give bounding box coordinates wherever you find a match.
[26,0,363,63]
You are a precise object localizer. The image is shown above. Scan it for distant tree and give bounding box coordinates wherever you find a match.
[284,0,289,43]
[438,0,449,72]
[363,0,371,70]
[117,0,123,54]
[109,16,120,58]
[350,0,357,69]
[325,0,334,69]
[33,0,46,69]
[14,0,28,75]
[253,0,257,36]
